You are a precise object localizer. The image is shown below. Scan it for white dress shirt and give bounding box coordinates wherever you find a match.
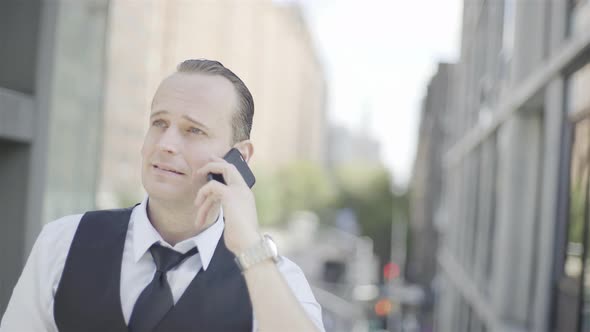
[0,197,324,332]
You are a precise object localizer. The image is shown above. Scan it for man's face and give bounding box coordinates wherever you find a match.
[141,72,237,204]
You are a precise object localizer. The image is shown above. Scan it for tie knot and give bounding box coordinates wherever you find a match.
[149,243,199,273]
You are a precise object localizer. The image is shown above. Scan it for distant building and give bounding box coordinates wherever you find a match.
[327,125,382,167]
[98,0,327,208]
[0,1,110,315]
[410,1,590,332]
[406,62,454,331]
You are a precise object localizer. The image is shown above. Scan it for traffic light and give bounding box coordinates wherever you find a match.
[372,298,395,330]
[383,261,400,281]
[374,298,394,317]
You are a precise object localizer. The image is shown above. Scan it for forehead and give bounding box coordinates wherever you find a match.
[151,72,238,125]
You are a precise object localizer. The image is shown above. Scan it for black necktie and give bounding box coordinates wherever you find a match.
[128,243,199,332]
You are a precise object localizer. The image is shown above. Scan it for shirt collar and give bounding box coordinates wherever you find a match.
[131,196,225,271]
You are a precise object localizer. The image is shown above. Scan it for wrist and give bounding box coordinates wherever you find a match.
[233,230,261,252]
[241,259,276,274]
[234,234,279,272]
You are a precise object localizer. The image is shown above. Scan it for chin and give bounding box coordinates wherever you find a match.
[146,182,198,205]
[145,181,180,200]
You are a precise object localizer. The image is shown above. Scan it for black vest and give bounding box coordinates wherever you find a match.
[53,207,253,332]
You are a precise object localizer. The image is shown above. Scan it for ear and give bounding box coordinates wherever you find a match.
[233,140,254,163]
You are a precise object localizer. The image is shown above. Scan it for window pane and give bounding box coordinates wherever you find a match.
[567,121,589,281]
[557,116,590,332]
[570,0,590,36]
[567,62,590,117]
[577,117,590,331]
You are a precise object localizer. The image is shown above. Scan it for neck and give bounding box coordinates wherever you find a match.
[146,197,219,246]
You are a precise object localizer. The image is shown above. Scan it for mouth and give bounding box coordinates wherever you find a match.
[152,164,185,175]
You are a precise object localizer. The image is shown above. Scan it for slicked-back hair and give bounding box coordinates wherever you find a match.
[176,59,254,143]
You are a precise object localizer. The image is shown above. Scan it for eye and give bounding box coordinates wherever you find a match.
[188,127,204,135]
[152,119,167,127]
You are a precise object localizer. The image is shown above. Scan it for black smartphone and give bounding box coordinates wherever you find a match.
[207,148,256,188]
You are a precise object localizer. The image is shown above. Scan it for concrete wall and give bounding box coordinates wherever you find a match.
[0,0,110,316]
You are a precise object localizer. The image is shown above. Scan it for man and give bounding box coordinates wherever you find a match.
[1,59,324,332]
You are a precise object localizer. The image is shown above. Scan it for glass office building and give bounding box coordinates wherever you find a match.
[411,0,590,331]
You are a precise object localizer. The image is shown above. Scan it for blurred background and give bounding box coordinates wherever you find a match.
[2,0,590,331]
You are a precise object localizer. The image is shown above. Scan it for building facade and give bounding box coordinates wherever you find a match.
[406,62,454,331]
[410,0,590,331]
[98,0,327,207]
[327,125,382,168]
[0,0,110,315]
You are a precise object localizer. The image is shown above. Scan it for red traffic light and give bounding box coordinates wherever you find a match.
[374,298,394,316]
[383,262,400,281]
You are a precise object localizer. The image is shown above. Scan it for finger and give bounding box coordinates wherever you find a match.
[196,161,228,178]
[195,179,227,208]
[195,194,218,229]
[197,161,243,186]
[195,180,212,207]
[194,188,206,208]
[195,195,214,229]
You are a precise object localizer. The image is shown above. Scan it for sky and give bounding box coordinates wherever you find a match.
[298,0,463,188]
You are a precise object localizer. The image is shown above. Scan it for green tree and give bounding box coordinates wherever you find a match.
[331,163,407,279]
[252,160,409,280]
[252,161,336,225]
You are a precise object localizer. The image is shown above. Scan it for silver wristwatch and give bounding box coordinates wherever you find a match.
[235,234,279,272]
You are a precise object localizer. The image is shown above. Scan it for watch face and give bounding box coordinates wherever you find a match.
[235,234,281,271]
[264,234,279,258]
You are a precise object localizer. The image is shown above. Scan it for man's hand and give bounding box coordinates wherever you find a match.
[195,157,323,332]
[194,156,260,254]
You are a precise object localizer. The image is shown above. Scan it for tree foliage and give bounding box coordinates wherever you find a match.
[252,161,336,225]
[331,163,407,274]
[253,161,408,277]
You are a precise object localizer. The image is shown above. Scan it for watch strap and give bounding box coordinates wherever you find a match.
[234,234,278,272]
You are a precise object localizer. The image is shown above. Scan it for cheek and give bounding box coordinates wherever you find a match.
[140,141,146,157]
[186,145,224,172]
[140,133,156,158]
[187,155,211,174]
[140,142,149,163]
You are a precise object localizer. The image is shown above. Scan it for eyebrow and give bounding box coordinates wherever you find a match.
[150,110,210,130]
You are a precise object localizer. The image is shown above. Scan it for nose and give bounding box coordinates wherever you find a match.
[156,127,181,154]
